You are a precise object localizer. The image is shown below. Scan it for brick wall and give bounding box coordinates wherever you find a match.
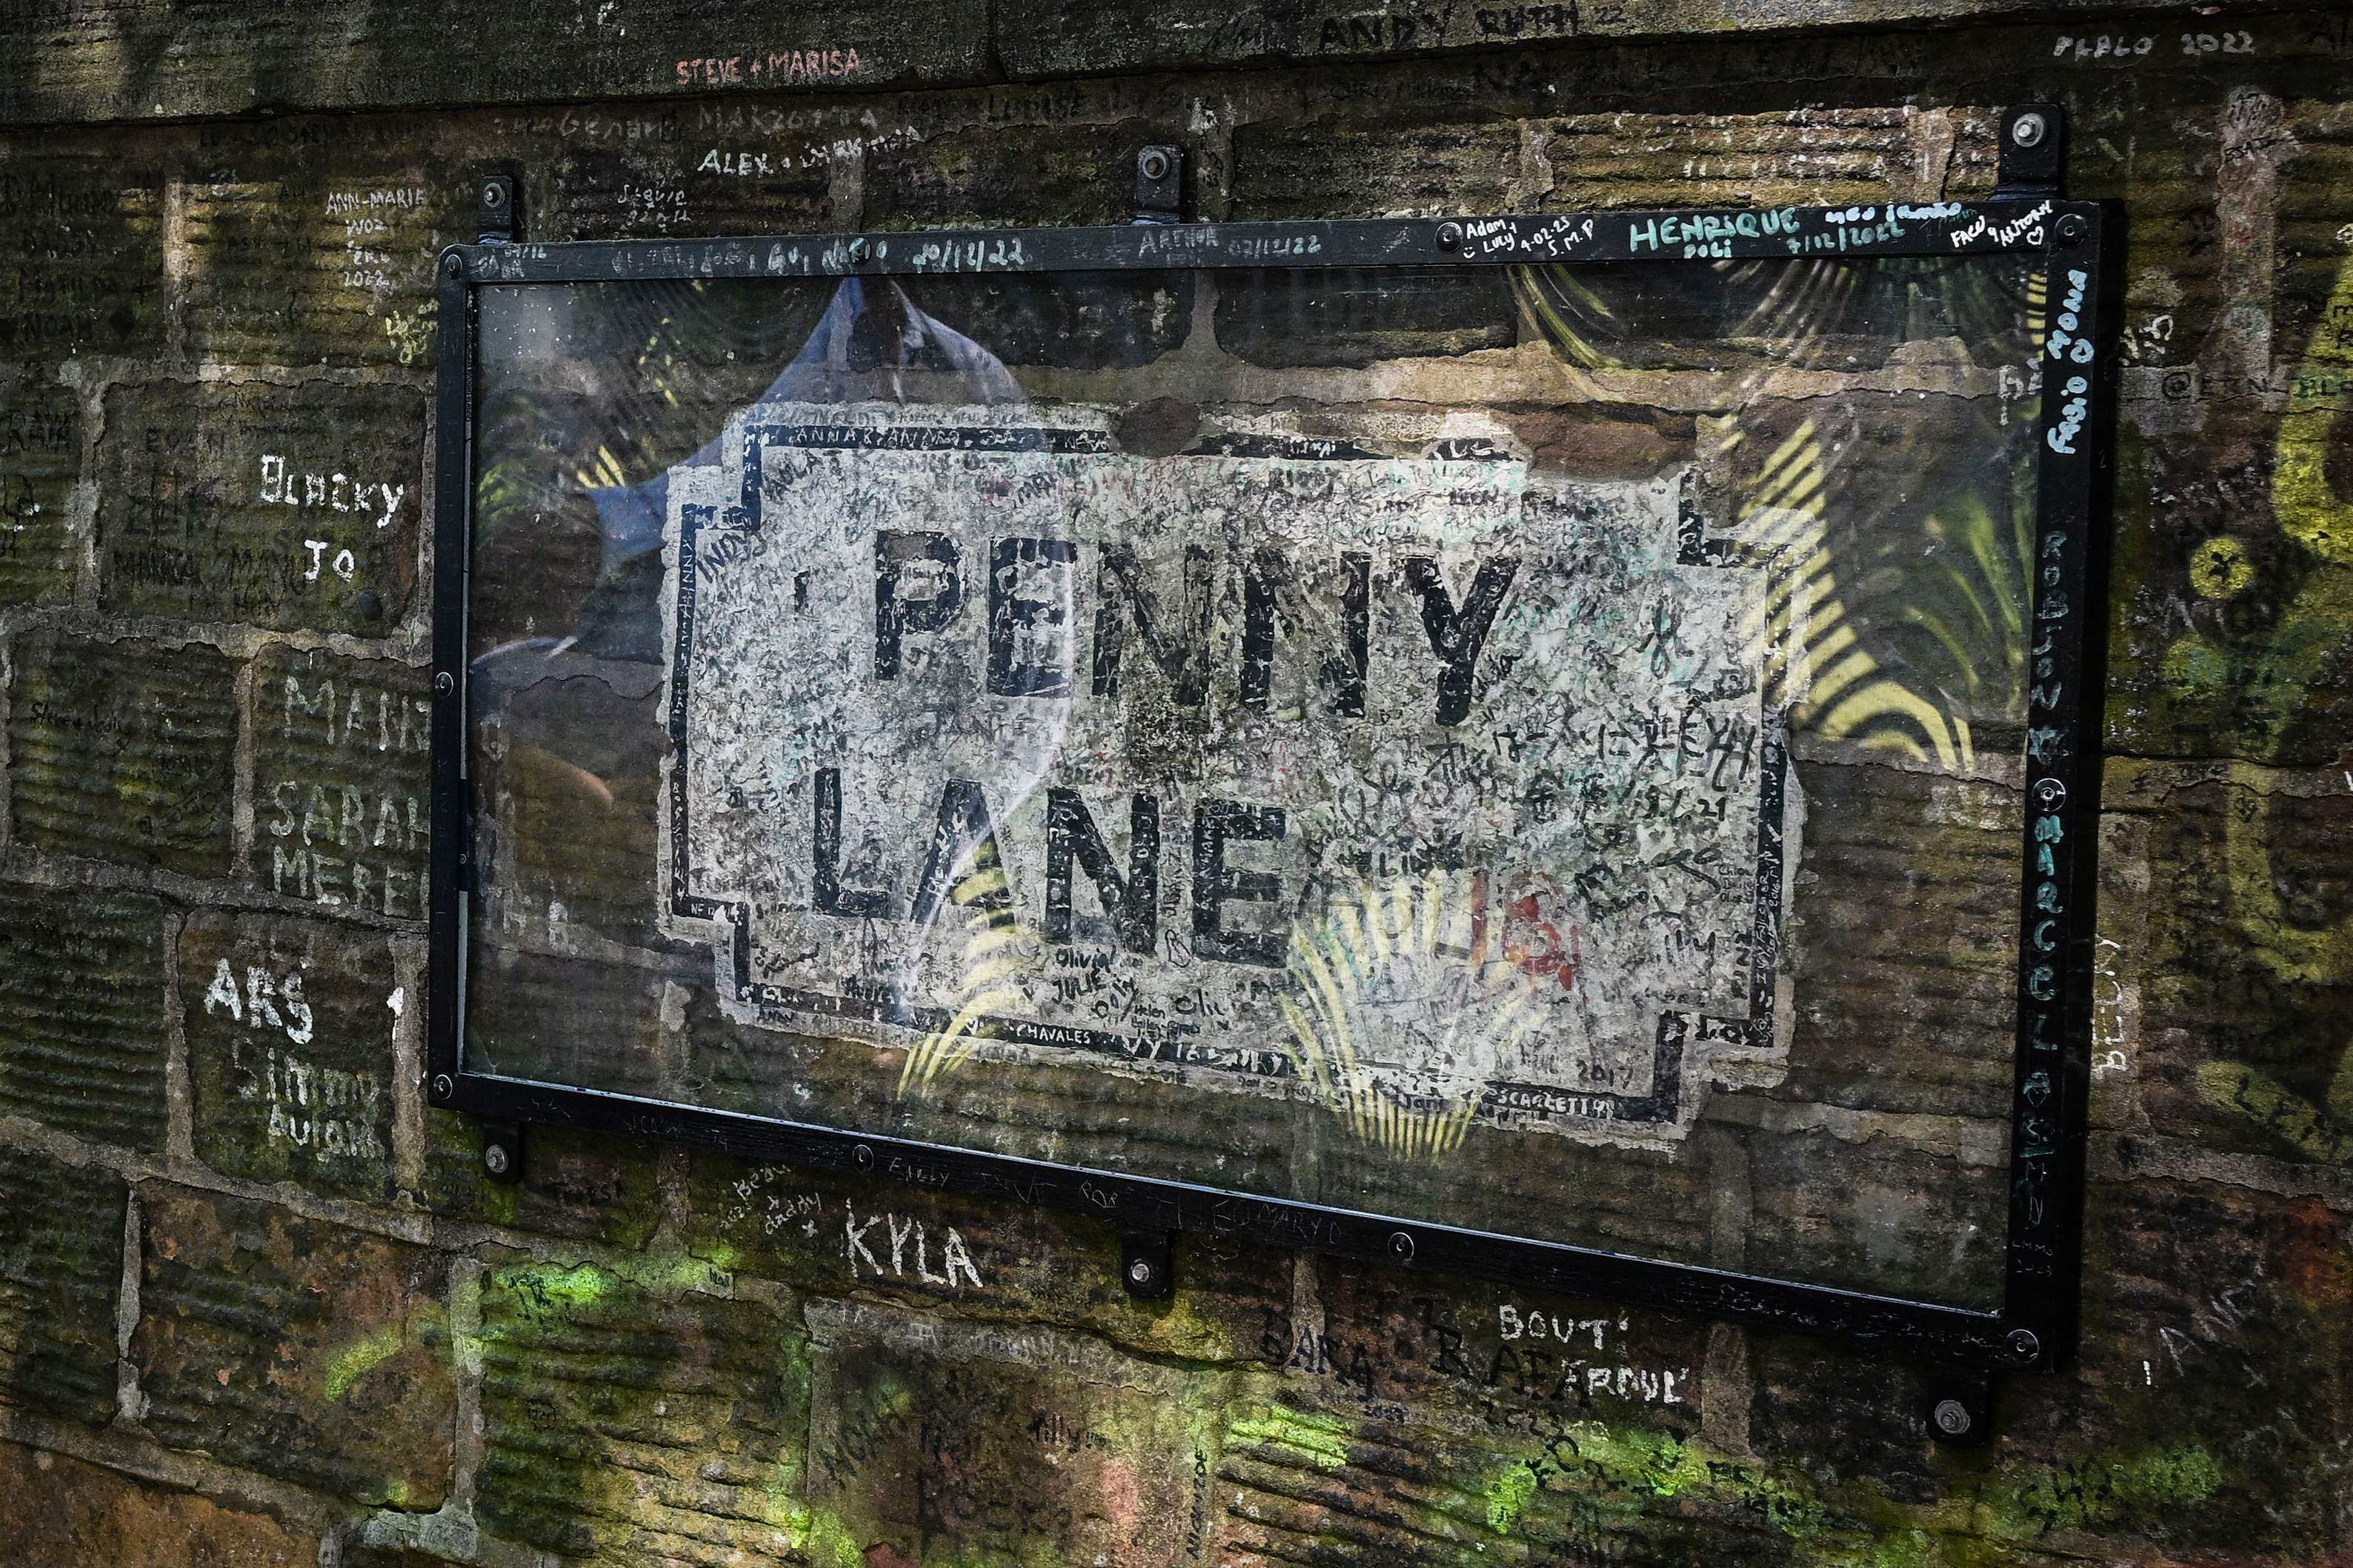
[2,2,2351,1564]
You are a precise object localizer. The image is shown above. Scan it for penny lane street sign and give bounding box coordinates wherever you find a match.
[664,405,1788,1144]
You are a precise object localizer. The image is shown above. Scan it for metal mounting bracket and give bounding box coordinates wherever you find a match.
[1923,1367,1994,1447]
[1120,1230,1174,1298]
[481,1120,525,1185]
[478,173,519,244]
[1132,146,1183,226]
[1995,105,2066,198]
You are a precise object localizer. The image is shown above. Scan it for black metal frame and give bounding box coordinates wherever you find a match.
[429,178,2118,1387]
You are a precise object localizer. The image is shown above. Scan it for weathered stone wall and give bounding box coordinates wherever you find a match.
[2,2,2351,1564]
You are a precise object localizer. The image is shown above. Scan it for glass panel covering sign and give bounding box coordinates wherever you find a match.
[442,207,2108,1361]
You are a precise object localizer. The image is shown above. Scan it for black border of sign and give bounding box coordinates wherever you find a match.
[429,199,2120,1375]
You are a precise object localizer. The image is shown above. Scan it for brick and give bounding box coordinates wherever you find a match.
[1531,110,1940,212]
[1318,1128,1722,1270]
[868,118,1186,229]
[1208,1376,1785,1567]
[1504,404,1690,481]
[133,1184,453,1507]
[679,989,1300,1202]
[474,1253,806,1562]
[0,158,164,358]
[0,1442,319,1568]
[2103,456,2349,769]
[178,165,459,369]
[249,648,431,921]
[802,1299,1214,1567]
[0,376,80,607]
[1994,1171,2353,1558]
[1213,265,1515,368]
[0,882,170,1150]
[0,1144,126,1427]
[1231,117,1522,220]
[995,0,2211,79]
[677,988,836,1121]
[423,1114,661,1250]
[1744,1332,1948,1504]
[879,271,1195,371]
[462,947,670,1098]
[1765,758,2021,1121]
[1221,119,1519,371]
[1299,1257,1711,1432]
[2104,119,2353,770]
[727,1013,1711,1290]
[1,19,2352,1568]
[1738,1130,2006,1309]
[345,1549,450,1568]
[2102,761,2353,1166]
[181,911,402,1201]
[995,0,1460,78]
[8,634,239,877]
[462,662,667,946]
[539,141,832,241]
[691,1150,1079,1307]
[95,381,425,633]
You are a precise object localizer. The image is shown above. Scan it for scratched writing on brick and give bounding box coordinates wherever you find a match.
[662,404,1795,1144]
[322,187,427,295]
[720,1167,987,1290]
[262,664,432,917]
[99,386,419,627]
[199,958,387,1161]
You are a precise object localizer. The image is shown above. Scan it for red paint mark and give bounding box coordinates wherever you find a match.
[1500,892,1577,992]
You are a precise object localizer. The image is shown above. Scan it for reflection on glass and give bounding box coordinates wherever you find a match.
[467,256,2043,1310]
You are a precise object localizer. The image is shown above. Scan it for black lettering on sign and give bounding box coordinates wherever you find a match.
[874,530,962,678]
[1242,548,1371,716]
[1091,543,1213,705]
[987,536,1076,698]
[813,767,893,917]
[913,778,1011,930]
[1044,788,1161,954]
[1403,554,1520,725]
[1192,800,1287,967]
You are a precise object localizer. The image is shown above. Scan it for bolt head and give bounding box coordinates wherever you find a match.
[1138,147,1173,181]
[853,1143,874,1169]
[482,181,507,207]
[433,670,455,696]
[1388,1231,1416,1260]
[1435,221,1463,251]
[431,1074,454,1100]
[847,236,871,265]
[2010,111,2048,150]
[2034,777,2067,808]
[2057,213,2089,245]
[442,253,462,276]
[483,1142,511,1176]
[2007,1327,2042,1362]
[1128,1258,1154,1285]
[1931,1398,1973,1437]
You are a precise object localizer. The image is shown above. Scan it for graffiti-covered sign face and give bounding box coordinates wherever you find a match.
[663,404,1792,1146]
